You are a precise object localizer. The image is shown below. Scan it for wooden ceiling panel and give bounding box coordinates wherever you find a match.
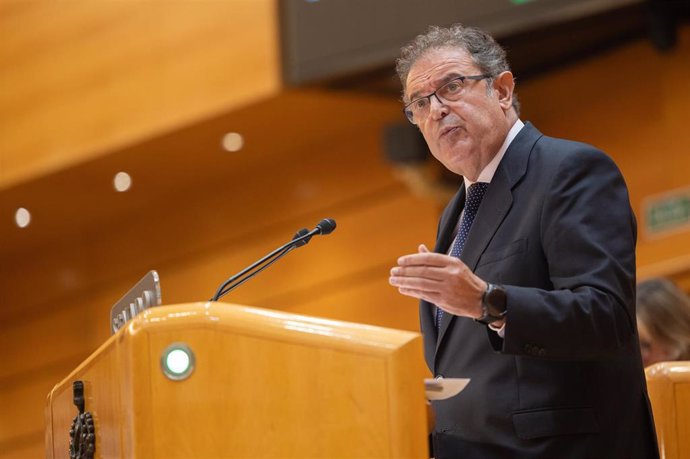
[0,0,281,189]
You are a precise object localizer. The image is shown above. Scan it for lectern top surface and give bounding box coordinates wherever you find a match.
[120,301,422,356]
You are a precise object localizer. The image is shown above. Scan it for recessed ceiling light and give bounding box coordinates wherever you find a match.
[15,207,31,228]
[222,132,244,152]
[114,172,132,192]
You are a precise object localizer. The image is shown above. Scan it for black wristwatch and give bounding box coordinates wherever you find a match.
[475,283,507,325]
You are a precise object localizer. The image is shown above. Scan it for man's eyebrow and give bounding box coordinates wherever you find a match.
[407,72,463,102]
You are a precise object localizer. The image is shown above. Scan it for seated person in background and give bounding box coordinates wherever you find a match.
[637,277,690,367]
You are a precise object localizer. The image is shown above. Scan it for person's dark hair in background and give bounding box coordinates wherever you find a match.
[637,277,690,367]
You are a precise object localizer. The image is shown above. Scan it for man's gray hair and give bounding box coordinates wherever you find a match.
[396,24,520,115]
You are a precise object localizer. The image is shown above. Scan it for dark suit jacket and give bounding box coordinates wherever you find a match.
[423,123,659,459]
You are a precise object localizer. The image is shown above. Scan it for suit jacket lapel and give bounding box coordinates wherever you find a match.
[434,122,542,357]
[434,186,466,253]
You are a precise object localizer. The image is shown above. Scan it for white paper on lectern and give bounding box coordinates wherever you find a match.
[424,378,470,401]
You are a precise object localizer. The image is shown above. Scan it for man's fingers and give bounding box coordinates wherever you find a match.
[390,265,446,280]
[397,252,455,267]
[389,275,442,292]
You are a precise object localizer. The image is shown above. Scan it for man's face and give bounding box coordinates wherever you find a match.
[405,47,513,180]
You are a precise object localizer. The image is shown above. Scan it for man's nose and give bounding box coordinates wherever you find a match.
[429,94,448,119]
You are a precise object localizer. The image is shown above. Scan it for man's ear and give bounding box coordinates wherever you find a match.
[493,71,515,111]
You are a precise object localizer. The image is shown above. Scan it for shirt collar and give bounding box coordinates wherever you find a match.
[463,119,525,189]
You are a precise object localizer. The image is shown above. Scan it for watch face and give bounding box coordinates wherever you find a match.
[485,284,507,315]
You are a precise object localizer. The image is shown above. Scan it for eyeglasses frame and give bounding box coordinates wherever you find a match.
[402,74,492,124]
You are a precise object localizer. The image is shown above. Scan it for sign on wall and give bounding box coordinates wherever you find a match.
[643,187,690,238]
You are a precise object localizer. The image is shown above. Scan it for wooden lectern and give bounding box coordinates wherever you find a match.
[45,302,429,458]
[646,361,690,459]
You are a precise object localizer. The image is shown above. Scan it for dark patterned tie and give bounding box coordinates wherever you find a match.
[436,182,489,330]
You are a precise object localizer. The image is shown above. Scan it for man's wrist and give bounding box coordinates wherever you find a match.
[473,281,488,319]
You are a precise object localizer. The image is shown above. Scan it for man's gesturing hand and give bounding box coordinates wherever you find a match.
[389,244,487,319]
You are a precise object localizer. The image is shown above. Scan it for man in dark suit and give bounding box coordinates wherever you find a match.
[389,24,659,458]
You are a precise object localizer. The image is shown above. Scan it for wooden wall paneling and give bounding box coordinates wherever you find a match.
[285,275,426,333]
[0,365,75,455]
[0,299,93,382]
[155,191,439,331]
[0,0,281,189]
[638,254,690,292]
[0,277,133,385]
[0,91,406,321]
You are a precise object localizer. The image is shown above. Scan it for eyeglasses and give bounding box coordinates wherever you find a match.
[403,74,491,124]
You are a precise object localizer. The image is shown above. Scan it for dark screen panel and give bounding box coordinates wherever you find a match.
[280,0,641,84]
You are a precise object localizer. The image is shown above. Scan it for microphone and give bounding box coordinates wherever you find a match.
[211,218,336,301]
[316,218,336,235]
[283,218,336,248]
